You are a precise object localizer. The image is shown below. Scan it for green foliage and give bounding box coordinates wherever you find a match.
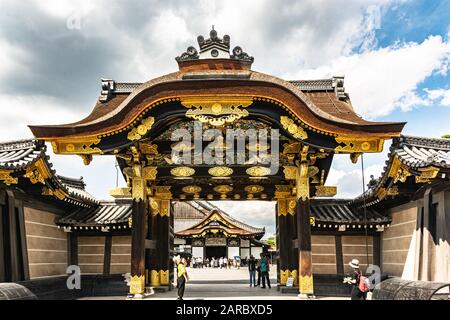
[266,234,276,247]
[441,134,450,139]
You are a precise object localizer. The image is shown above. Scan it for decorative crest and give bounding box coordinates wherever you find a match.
[175,28,253,64]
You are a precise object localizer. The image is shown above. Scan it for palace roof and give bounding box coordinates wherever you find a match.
[0,138,97,207]
[310,198,389,229]
[56,199,132,231]
[28,28,405,142]
[353,135,450,208]
[175,202,265,239]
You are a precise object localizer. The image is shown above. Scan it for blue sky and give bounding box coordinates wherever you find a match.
[0,0,449,237]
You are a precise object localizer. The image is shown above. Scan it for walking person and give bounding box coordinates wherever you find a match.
[260,254,271,289]
[343,259,368,300]
[219,257,224,269]
[175,256,188,300]
[248,255,257,287]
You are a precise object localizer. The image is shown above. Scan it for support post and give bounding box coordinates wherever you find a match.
[275,186,296,286]
[129,167,148,298]
[296,158,314,297]
[149,187,171,288]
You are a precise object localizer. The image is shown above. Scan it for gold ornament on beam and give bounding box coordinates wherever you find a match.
[109,187,131,198]
[283,166,297,180]
[0,169,18,186]
[415,166,440,183]
[208,166,233,177]
[127,117,155,141]
[388,157,411,183]
[315,185,337,197]
[181,96,253,126]
[51,138,102,155]
[79,154,93,166]
[24,159,50,184]
[246,166,271,177]
[350,153,362,164]
[182,185,202,199]
[142,166,157,180]
[296,163,310,200]
[42,187,66,200]
[334,136,384,153]
[213,185,233,199]
[170,166,195,178]
[280,116,308,140]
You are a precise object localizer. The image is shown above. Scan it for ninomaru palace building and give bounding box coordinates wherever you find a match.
[0,29,449,299]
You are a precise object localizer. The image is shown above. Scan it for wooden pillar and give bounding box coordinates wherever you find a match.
[149,187,171,288]
[296,159,314,296]
[0,193,6,282]
[372,233,381,269]
[68,233,78,266]
[420,188,432,281]
[16,204,29,280]
[276,197,290,285]
[169,202,175,289]
[289,210,299,286]
[129,173,148,297]
[103,235,112,275]
[335,235,344,274]
[6,190,19,282]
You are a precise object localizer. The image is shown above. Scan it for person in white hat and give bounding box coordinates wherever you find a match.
[343,259,368,300]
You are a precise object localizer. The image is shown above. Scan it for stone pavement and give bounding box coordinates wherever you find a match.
[79,266,349,300]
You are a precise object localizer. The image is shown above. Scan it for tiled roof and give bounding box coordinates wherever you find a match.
[353,135,450,207]
[0,138,97,206]
[57,200,132,229]
[195,201,265,234]
[395,135,450,168]
[310,199,389,227]
[0,139,44,170]
[289,79,334,91]
[102,79,337,94]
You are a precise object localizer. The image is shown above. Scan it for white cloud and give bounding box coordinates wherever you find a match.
[292,35,450,118]
[0,94,82,141]
[424,88,450,106]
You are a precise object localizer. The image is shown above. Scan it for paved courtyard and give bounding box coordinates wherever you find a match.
[80,266,349,300]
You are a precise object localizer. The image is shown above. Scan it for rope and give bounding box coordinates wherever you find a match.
[360,154,370,270]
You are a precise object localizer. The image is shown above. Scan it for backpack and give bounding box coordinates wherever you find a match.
[358,275,370,293]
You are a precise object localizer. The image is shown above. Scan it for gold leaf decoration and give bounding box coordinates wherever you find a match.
[181,96,253,126]
[170,166,195,177]
[244,185,264,194]
[246,166,271,177]
[0,170,18,186]
[208,166,233,177]
[127,117,155,141]
[280,116,308,140]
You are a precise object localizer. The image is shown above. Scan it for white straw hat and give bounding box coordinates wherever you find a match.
[349,259,360,269]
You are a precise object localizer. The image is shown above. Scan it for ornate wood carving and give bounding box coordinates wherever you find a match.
[280,116,308,140]
[181,96,253,126]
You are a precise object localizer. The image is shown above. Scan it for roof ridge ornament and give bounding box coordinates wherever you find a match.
[175,28,253,64]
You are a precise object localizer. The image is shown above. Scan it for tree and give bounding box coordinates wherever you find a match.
[442,134,450,139]
[266,234,276,248]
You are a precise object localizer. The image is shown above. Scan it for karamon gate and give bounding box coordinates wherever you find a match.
[29,29,405,298]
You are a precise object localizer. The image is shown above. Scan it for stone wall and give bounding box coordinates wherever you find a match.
[381,201,417,277]
[78,236,105,274]
[23,207,68,279]
[342,235,373,273]
[110,236,131,274]
[311,235,336,274]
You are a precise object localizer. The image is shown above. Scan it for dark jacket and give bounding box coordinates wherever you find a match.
[248,258,257,272]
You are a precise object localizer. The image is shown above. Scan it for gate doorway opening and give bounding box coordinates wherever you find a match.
[205,246,226,260]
